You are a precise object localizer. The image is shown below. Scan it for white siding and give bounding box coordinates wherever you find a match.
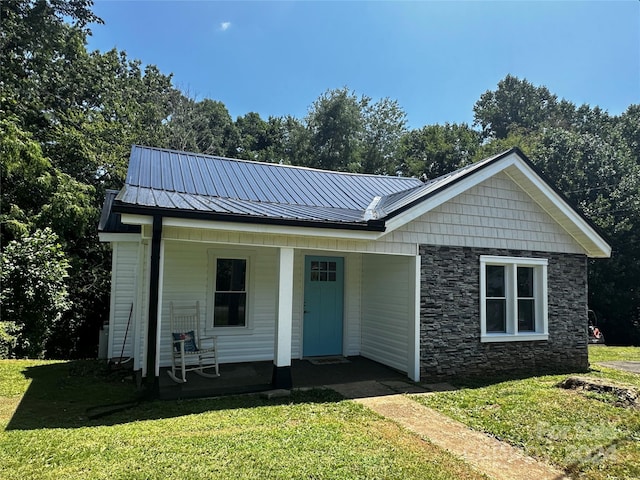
[361,254,410,372]
[162,226,417,256]
[134,241,149,372]
[381,172,585,253]
[344,253,362,356]
[108,242,139,361]
[158,241,278,366]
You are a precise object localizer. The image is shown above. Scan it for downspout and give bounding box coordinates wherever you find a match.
[146,215,162,398]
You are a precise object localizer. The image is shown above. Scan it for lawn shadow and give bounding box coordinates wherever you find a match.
[5,360,345,431]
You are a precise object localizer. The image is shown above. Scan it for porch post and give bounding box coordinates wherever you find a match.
[272,247,294,389]
[407,254,421,382]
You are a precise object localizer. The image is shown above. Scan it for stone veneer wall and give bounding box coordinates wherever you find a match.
[419,245,589,381]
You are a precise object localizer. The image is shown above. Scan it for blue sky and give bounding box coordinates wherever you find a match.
[88,1,639,129]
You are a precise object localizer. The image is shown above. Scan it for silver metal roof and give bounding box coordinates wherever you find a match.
[109,145,512,229]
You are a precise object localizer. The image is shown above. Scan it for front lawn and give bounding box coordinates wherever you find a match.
[0,360,485,480]
[415,346,640,480]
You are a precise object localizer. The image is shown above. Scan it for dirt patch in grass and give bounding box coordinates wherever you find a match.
[558,376,640,409]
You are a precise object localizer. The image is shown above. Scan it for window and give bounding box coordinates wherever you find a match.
[214,258,247,328]
[310,260,337,282]
[480,256,548,342]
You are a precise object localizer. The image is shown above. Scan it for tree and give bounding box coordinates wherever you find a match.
[1,0,185,358]
[361,97,407,174]
[234,113,290,163]
[305,87,365,171]
[473,74,560,139]
[166,97,239,157]
[1,228,71,358]
[398,123,480,179]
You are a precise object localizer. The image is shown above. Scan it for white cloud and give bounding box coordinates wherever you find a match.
[220,21,231,32]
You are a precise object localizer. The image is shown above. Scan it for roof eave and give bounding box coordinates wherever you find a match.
[112,201,386,233]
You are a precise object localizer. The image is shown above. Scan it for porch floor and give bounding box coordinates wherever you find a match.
[158,356,408,400]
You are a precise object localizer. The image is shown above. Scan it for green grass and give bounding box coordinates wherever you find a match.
[588,344,640,363]
[414,346,640,480]
[0,360,485,480]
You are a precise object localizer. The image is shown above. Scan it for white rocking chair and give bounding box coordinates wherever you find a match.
[167,301,219,383]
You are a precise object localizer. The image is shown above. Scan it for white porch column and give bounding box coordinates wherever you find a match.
[272,247,294,388]
[407,254,421,381]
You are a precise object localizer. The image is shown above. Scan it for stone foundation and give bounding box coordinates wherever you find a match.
[419,245,589,381]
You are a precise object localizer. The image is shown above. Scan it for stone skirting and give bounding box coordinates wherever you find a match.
[419,245,588,381]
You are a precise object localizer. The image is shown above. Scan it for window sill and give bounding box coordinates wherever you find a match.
[481,333,549,343]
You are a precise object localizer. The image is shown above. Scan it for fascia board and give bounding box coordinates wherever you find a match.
[505,162,612,258]
[162,217,381,241]
[120,214,154,226]
[384,153,521,233]
[121,213,381,241]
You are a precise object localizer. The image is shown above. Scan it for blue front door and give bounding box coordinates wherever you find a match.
[303,256,344,357]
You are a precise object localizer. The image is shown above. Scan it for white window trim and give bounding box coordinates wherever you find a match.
[206,249,255,335]
[480,255,549,343]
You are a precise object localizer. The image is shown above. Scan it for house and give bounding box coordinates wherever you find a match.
[98,145,611,392]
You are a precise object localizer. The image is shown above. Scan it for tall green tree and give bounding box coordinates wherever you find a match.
[166,97,239,157]
[305,87,365,172]
[473,74,561,139]
[1,228,71,358]
[399,123,480,179]
[361,97,407,174]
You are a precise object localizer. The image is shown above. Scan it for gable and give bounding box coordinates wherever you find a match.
[381,150,610,258]
[380,172,586,254]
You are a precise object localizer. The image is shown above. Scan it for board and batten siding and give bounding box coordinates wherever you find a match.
[108,241,139,360]
[361,254,410,373]
[379,172,585,254]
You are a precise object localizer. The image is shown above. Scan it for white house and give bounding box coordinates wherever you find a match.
[99,146,611,393]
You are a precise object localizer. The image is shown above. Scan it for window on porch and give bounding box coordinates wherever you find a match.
[214,258,247,327]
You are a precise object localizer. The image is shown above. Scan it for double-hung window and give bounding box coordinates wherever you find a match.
[207,252,250,330]
[480,256,548,342]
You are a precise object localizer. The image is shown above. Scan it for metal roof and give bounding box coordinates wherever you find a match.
[105,146,532,230]
[122,145,423,211]
[100,146,611,257]
[113,145,428,227]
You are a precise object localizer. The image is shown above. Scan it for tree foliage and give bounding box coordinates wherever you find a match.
[399,123,480,179]
[1,0,638,355]
[1,228,71,358]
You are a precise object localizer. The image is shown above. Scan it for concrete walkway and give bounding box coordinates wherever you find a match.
[329,380,569,480]
[598,361,640,374]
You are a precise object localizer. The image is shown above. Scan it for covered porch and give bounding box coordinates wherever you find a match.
[135,221,422,396]
[158,356,410,400]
